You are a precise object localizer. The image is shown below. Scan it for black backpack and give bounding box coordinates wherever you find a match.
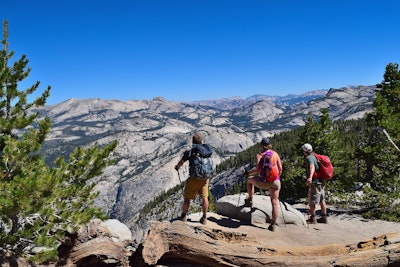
[190,151,213,180]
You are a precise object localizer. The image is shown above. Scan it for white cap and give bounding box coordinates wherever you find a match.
[302,143,313,152]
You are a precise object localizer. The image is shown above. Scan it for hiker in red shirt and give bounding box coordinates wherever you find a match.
[302,143,328,224]
[243,137,282,231]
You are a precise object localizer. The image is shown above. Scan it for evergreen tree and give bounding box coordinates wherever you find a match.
[0,21,117,263]
[358,62,400,221]
[298,109,337,154]
[280,109,340,203]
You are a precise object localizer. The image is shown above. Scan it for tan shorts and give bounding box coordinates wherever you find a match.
[183,176,209,200]
[249,176,281,190]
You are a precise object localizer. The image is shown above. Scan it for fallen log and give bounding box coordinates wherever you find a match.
[142,220,400,267]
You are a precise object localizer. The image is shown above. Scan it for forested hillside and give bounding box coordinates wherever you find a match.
[216,116,367,204]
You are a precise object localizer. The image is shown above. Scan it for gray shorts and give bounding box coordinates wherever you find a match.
[310,184,325,204]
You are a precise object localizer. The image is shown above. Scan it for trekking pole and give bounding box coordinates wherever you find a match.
[236,164,252,217]
[279,200,287,227]
[177,169,184,195]
[235,169,244,219]
[235,183,243,219]
[235,144,248,219]
[307,185,311,228]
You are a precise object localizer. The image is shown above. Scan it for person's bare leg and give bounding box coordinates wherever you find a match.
[182,198,190,214]
[309,203,316,216]
[201,196,209,216]
[320,201,327,215]
[269,188,280,225]
[247,177,255,199]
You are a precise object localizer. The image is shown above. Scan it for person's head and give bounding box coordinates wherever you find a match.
[192,133,203,144]
[302,143,313,155]
[261,137,272,150]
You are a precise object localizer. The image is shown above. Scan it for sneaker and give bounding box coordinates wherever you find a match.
[178,213,187,222]
[200,216,207,225]
[244,198,253,208]
[317,215,328,224]
[268,224,275,232]
[307,215,316,224]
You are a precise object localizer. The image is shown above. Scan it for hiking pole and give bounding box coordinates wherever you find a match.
[235,143,248,219]
[236,191,241,217]
[176,169,192,221]
[307,185,311,228]
[279,200,287,227]
[177,169,184,195]
[235,170,246,219]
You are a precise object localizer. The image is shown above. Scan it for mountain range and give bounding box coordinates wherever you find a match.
[36,85,376,242]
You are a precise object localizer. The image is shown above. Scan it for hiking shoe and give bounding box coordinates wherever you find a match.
[317,215,328,224]
[200,216,207,225]
[244,198,253,208]
[268,224,275,232]
[307,215,316,224]
[178,213,187,222]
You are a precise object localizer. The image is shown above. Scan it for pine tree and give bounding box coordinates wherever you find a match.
[285,109,340,202]
[358,62,400,221]
[0,21,117,263]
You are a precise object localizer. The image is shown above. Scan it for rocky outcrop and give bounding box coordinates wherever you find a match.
[216,194,306,226]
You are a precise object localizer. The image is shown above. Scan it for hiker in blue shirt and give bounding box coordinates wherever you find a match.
[175,133,213,225]
[302,143,328,224]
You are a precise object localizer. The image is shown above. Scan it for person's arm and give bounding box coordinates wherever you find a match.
[175,159,185,170]
[276,154,282,176]
[246,167,258,177]
[244,152,263,177]
[306,163,315,186]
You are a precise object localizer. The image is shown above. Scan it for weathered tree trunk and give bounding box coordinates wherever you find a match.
[142,221,400,267]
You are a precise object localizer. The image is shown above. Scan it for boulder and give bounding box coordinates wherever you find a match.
[216,194,307,226]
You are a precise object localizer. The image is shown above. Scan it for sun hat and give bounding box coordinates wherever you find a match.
[302,143,313,152]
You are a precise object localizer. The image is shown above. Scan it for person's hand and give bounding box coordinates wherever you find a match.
[256,152,263,162]
[306,177,312,186]
[243,166,252,177]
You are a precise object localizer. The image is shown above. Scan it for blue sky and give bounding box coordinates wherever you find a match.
[3,1,400,105]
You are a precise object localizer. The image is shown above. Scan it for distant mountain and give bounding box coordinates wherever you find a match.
[188,89,327,110]
[36,85,376,241]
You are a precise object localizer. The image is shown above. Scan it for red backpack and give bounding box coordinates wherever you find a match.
[313,153,334,180]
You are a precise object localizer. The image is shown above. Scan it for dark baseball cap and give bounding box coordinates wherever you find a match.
[261,137,270,146]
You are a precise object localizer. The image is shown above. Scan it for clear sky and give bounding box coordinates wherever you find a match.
[3,1,400,105]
